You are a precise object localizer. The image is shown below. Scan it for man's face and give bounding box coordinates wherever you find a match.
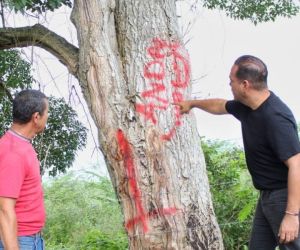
[229,65,244,101]
[36,99,49,134]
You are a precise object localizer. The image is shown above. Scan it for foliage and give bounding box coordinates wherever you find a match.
[79,230,128,250]
[3,0,299,24]
[4,0,72,13]
[201,0,300,24]
[201,138,258,249]
[43,173,128,250]
[0,50,32,95]
[0,50,34,133]
[34,96,87,176]
[0,49,87,176]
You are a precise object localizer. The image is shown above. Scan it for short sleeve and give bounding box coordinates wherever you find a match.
[225,100,249,120]
[0,153,26,198]
[267,114,300,161]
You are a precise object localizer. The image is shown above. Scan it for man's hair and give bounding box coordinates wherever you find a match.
[13,89,48,124]
[234,55,268,90]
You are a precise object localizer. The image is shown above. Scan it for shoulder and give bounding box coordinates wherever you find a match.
[0,132,33,170]
[264,92,296,125]
[225,100,250,120]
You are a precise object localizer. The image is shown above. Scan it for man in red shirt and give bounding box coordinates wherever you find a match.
[0,90,48,250]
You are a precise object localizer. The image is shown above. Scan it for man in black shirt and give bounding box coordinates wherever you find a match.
[175,55,300,249]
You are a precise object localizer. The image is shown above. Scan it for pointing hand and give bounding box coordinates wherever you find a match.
[172,101,192,114]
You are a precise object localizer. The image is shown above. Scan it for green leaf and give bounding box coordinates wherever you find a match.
[238,202,254,222]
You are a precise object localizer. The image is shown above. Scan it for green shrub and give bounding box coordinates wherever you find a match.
[79,230,128,250]
[43,173,128,249]
[202,138,258,250]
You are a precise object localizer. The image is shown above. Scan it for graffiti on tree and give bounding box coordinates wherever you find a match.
[117,129,178,233]
[136,38,191,140]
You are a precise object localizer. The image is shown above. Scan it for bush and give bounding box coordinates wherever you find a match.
[79,230,128,250]
[43,173,128,249]
[202,138,258,250]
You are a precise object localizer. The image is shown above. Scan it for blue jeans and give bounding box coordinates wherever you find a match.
[249,188,300,250]
[0,234,44,250]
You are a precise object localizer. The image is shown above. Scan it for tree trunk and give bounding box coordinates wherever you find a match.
[71,0,223,249]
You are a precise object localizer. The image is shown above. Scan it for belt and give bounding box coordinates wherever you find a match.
[29,231,42,237]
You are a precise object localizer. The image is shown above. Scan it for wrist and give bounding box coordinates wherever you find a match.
[285,210,299,216]
[189,101,195,109]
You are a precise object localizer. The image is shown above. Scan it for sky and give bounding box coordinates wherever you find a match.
[6,4,300,174]
[179,4,300,144]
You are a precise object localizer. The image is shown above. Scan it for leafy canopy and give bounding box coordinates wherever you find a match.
[0,49,87,176]
[2,0,300,24]
[202,0,300,24]
[4,0,72,13]
[33,96,88,176]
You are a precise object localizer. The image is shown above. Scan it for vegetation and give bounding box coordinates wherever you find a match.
[2,0,299,25]
[202,0,299,24]
[0,49,87,176]
[202,138,258,249]
[3,0,72,13]
[43,138,259,250]
[43,173,128,250]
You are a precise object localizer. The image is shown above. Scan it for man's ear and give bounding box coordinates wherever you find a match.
[242,80,251,89]
[32,112,40,123]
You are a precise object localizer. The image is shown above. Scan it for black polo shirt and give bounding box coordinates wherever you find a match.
[226,92,300,190]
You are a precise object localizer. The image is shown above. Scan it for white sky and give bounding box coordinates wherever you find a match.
[6,4,300,172]
[180,6,300,144]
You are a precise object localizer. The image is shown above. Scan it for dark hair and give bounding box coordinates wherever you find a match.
[13,89,48,124]
[234,55,268,90]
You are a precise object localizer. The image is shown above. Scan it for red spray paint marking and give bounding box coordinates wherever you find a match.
[117,129,149,232]
[136,38,191,140]
[117,130,178,233]
[125,207,178,231]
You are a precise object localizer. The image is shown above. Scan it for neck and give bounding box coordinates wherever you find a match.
[10,123,36,140]
[243,89,270,110]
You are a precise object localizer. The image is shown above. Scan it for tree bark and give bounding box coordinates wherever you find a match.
[0,0,224,248]
[71,0,223,249]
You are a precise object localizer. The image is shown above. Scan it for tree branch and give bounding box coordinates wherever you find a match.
[0,0,5,28]
[0,24,79,76]
[0,78,13,102]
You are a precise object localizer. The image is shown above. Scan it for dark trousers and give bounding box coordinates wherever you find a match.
[249,188,300,250]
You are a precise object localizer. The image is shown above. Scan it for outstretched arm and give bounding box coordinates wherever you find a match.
[173,98,228,115]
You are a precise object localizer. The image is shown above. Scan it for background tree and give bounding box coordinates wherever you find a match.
[0,0,298,249]
[0,49,87,176]
[202,0,299,24]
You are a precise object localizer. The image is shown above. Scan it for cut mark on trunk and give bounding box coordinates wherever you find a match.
[117,129,178,233]
[136,38,191,141]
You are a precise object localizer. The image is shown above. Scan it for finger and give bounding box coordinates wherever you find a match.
[171,102,180,106]
[279,233,286,244]
[285,234,291,243]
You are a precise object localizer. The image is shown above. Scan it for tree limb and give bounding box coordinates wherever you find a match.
[0,0,5,28]
[0,24,79,76]
[0,78,13,102]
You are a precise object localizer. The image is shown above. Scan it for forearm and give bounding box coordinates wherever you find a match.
[286,163,300,214]
[0,209,19,250]
[188,98,228,115]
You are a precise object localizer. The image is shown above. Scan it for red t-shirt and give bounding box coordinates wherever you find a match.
[0,131,46,236]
